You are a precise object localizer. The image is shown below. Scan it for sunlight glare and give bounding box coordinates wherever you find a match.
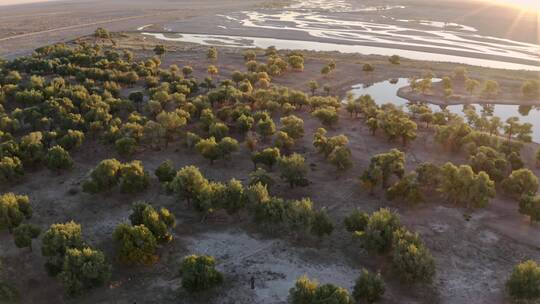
[490,0,540,11]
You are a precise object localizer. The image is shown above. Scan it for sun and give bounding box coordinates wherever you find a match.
[490,0,540,11]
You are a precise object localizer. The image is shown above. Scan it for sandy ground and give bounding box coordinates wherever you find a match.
[0,0,271,58]
[1,0,538,69]
[1,35,540,304]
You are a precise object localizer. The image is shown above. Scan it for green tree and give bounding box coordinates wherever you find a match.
[155,159,176,183]
[113,223,157,265]
[115,137,137,157]
[522,80,540,99]
[344,209,369,233]
[129,202,176,243]
[391,228,435,283]
[502,169,539,198]
[94,27,110,38]
[217,136,239,160]
[313,283,353,304]
[312,107,338,127]
[179,255,223,293]
[328,146,353,172]
[196,137,220,164]
[289,275,317,304]
[363,63,374,72]
[45,145,73,172]
[285,198,314,235]
[388,55,400,65]
[280,115,304,140]
[482,80,499,98]
[0,156,24,184]
[153,44,166,57]
[82,159,123,193]
[170,165,208,204]
[42,221,84,275]
[469,146,508,182]
[519,195,540,223]
[506,260,540,301]
[57,129,84,151]
[13,223,40,251]
[19,131,44,167]
[465,79,480,95]
[438,162,495,208]
[278,153,308,188]
[355,208,401,254]
[352,269,385,304]
[312,128,349,158]
[252,147,280,170]
[59,247,111,296]
[288,55,304,71]
[361,149,405,192]
[386,173,424,205]
[248,168,274,188]
[256,117,276,140]
[223,178,246,215]
[182,66,193,77]
[156,111,188,148]
[311,208,334,239]
[236,114,254,133]
[0,193,31,233]
[209,122,229,140]
[207,47,218,61]
[119,161,150,193]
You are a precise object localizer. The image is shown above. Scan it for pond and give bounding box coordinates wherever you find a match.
[347,78,540,143]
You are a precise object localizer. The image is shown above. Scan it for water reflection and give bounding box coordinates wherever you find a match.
[347,78,540,142]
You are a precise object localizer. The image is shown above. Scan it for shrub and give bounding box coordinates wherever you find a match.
[344,209,369,233]
[391,228,435,283]
[170,165,208,203]
[196,137,220,164]
[252,147,280,169]
[155,159,176,183]
[129,202,176,243]
[59,247,111,296]
[209,122,229,140]
[248,168,274,187]
[506,260,540,301]
[46,146,73,172]
[82,159,123,193]
[289,275,353,304]
[113,223,157,265]
[355,208,400,254]
[388,55,400,65]
[0,193,31,233]
[502,169,539,198]
[311,208,334,238]
[0,156,24,184]
[278,153,308,188]
[119,161,150,193]
[179,255,223,293]
[280,115,304,140]
[13,223,40,251]
[115,137,137,157]
[329,146,353,172]
[57,130,84,151]
[352,269,385,304]
[519,195,540,223]
[42,221,84,275]
[312,107,338,127]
